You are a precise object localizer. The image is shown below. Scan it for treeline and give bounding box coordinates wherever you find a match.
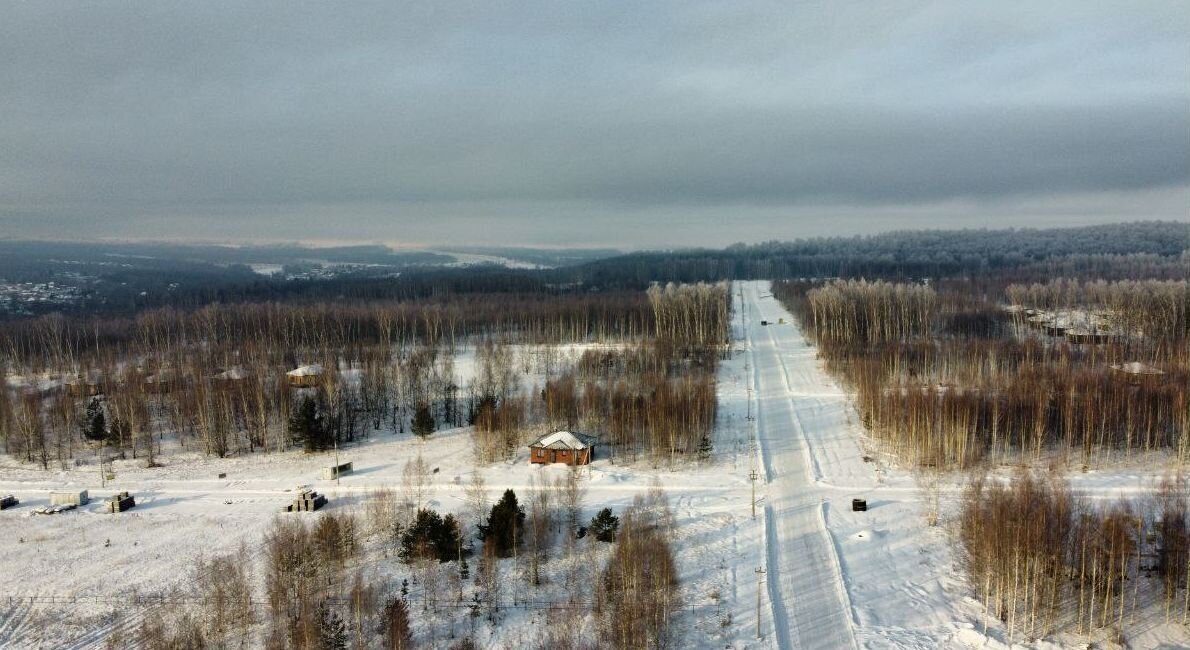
[775,276,1190,468]
[648,282,731,356]
[1,290,653,370]
[3,341,468,465]
[802,279,935,346]
[961,473,1190,644]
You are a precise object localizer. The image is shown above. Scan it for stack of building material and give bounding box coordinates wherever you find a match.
[285,489,328,512]
[0,494,18,510]
[107,491,136,513]
[33,504,76,515]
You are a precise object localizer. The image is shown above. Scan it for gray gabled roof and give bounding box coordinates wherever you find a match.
[529,431,597,450]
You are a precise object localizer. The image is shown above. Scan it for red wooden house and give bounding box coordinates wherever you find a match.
[529,431,597,466]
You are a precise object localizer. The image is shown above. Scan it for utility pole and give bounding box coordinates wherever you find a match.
[756,566,766,640]
[513,521,518,606]
[749,468,759,519]
[334,439,340,486]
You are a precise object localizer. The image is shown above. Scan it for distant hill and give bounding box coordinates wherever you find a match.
[563,221,1190,286]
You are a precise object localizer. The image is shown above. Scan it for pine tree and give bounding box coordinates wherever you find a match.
[382,597,413,650]
[469,395,497,426]
[400,509,463,563]
[589,507,620,543]
[697,434,713,461]
[444,383,458,427]
[478,489,525,558]
[412,403,435,439]
[316,600,348,650]
[289,395,330,452]
[82,398,106,442]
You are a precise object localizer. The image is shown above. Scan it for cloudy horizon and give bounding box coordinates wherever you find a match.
[2,2,1187,248]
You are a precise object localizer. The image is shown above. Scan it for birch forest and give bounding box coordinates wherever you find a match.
[775,277,1189,468]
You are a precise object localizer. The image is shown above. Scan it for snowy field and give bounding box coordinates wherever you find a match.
[1,280,1187,649]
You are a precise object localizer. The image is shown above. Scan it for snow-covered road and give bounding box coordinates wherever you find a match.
[743,281,862,650]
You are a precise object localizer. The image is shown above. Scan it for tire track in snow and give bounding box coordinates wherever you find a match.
[0,598,35,647]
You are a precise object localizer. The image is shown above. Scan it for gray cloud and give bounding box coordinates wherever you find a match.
[1,1,1186,247]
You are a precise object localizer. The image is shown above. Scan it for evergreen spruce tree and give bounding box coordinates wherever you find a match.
[589,507,620,543]
[382,597,413,650]
[469,395,497,425]
[411,402,435,439]
[477,489,525,558]
[400,509,463,562]
[82,398,107,442]
[444,383,458,427]
[289,395,329,452]
[316,600,347,650]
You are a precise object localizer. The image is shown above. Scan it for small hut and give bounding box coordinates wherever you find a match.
[1025,313,1047,327]
[1043,323,1067,337]
[212,366,251,388]
[529,431,597,466]
[286,364,324,388]
[1065,329,1115,345]
[142,368,181,394]
[1110,362,1165,385]
[65,372,103,397]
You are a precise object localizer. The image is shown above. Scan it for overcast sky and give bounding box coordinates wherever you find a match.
[1,2,1187,249]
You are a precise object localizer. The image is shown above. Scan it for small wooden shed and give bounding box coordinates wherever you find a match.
[286,364,324,388]
[142,368,181,394]
[1025,314,1049,330]
[1043,323,1067,337]
[1110,362,1165,385]
[65,373,103,397]
[529,431,597,466]
[212,366,251,388]
[1065,329,1114,345]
